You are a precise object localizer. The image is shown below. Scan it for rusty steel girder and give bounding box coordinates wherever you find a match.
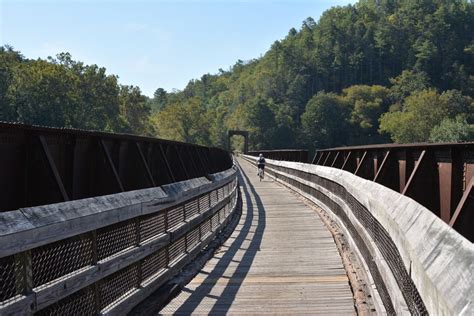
[312,142,474,242]
[248,150,309,163]
[0,122,232,212]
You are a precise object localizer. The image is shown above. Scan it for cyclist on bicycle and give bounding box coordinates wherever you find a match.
[256,154,266,178]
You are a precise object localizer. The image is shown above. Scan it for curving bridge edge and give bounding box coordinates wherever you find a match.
[0,166,240,315]
[243,154,473,315]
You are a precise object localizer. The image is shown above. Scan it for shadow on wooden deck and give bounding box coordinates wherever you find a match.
[168,163,266,315]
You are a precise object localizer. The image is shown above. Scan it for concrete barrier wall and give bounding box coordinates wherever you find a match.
[243,155,473,315]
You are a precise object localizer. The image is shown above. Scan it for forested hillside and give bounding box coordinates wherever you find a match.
[2,0,474,151]
[150,0,474,150]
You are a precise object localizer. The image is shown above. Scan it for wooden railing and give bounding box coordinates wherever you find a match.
[242,154,473,316]
[0,167,239,315]
[312,142,474,240]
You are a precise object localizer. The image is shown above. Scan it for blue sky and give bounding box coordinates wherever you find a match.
[2,0,355,97]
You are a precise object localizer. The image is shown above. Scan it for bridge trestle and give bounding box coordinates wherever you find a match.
[312,142,474,241]
[0,148,238,315]
[0,122,232,213]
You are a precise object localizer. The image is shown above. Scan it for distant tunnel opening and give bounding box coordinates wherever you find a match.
[228,130,249,154]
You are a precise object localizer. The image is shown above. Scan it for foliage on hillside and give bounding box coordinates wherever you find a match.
[1,0,473,150]
[148,0,474,150]
[0,48,152,135]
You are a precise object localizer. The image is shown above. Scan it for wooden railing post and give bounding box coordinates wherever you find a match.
[90,230,101,313]
[15,250,33,296]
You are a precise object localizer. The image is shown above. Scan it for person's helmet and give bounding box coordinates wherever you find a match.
[259,153,263,157]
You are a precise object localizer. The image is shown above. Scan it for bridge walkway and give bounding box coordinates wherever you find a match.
[160,157,355,315]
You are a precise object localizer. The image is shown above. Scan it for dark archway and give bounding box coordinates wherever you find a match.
[228,130,249,153]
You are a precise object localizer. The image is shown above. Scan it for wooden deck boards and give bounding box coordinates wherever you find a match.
[160,158,355,315]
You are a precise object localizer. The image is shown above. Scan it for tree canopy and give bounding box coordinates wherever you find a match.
[0,47,151,135]
[1,0,473,149]
[148,0,473,150]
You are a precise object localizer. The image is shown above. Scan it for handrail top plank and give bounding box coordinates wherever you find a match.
[0,168,237,257]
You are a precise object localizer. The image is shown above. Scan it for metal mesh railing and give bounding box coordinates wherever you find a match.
[200,219,212,239]
[185,199,200,220]
[199,195,210,214]
[211,211,220,230]
[99,263,140,309]
[167,205,185,230]
[210,189,219,207]
[168,236,186,264]
[186,227,200,251]
[0,255,24,302]
[35,285,96,316]
[97,221,137,260]
[0,171,239,315]
[140,212,167,242]
[141,248,167,282]
[32,233,94,287]
[264,161,427,315]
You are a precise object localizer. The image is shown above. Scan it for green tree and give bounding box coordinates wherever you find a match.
[380,89,473,143]
[153,97,210,145]
[119,85,151,135]
[208,104,229,148]
[271,102,296,148]
[342,85,391,143]
[0,46,23,121]
[56,54,121,131]
[243,97,276,150]
[9,58,79,127]
[301,92,350,150]
[149,87,168,113]
[388,70,431,104]
[2,49,128,133]
[429,115,473,142]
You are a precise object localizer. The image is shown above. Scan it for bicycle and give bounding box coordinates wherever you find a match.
[258,167,264,181]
